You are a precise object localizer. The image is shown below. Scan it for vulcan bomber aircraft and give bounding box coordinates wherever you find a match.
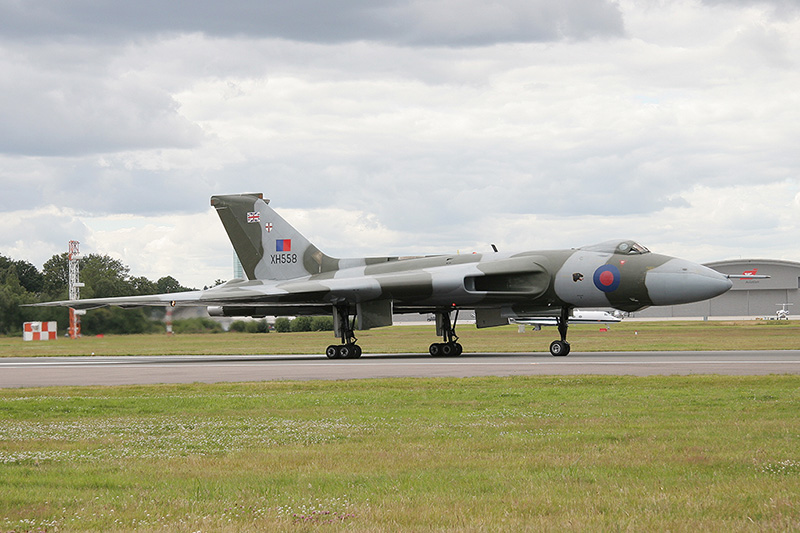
[35,193,734,357]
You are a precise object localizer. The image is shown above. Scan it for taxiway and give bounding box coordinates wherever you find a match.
[1,350,799,388]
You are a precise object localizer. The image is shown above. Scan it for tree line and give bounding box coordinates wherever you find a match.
[0,252,192,336]
[1,252,336,336]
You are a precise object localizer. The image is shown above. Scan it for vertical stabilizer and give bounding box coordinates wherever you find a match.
[210,194,337,280]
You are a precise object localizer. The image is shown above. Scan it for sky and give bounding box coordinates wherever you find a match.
[1,0,799,288]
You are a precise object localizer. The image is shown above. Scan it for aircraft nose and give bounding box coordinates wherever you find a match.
[645,258,733,306]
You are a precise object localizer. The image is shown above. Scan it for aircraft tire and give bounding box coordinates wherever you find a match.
[429,343,442,357]
[345,344,362,359]
[441,343,454,356]
[549,340,570,357]
[339,344,351,358]
[326,345,339,359]
[455,343,463,356]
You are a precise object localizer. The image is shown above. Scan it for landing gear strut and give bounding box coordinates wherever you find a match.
[326,304,362,359]
[429,309,463,357]
[549,306,571,356]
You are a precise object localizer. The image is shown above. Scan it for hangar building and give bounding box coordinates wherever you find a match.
[634,259,800,319]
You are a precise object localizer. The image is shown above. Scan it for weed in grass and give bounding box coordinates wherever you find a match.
[762,459,800,475]
[0,415,368,464]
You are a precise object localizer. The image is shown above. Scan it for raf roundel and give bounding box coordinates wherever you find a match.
[593,264,621,293]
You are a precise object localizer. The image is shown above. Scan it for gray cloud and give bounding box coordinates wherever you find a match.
[0,0,624,45]
[0,0,623,158]
[0,42,203,157]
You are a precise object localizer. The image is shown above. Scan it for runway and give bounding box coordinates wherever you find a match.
[2,350,800,388]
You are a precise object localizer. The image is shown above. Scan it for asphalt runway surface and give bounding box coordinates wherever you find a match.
[2,350,800,388]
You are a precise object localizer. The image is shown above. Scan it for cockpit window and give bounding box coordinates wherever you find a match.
[581,240,650,255]
[615,241,650,254]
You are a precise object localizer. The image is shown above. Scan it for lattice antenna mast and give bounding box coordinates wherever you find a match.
[67,240,85,339]
[68,240,81,300]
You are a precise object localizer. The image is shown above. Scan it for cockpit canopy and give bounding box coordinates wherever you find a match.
[580,240,651,255]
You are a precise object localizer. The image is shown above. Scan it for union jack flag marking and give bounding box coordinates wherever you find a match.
[246,211,260,223]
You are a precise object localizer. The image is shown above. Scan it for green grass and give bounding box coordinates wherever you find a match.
[1,376,800,531]
[1,320,800,357]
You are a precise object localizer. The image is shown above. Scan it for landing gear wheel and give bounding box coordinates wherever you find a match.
[326,345,340,359]
[348,344,362,359]
[440,342,463,357]
[549,340,570,357]
[429,343,442,357]
[339,344,352,359]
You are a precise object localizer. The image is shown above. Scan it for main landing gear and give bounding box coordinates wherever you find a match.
[326,304,362,359]
[549,306,571,357]
[429,309,463,357]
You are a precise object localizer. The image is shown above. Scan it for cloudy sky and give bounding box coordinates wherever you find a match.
[1,0,798,288]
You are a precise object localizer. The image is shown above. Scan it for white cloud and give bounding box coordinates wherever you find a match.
[84,211,232,288]
[0,206,90,269]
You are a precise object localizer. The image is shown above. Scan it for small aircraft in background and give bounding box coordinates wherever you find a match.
[510,309,622,331]
[34,193,735,358]
[762,303,793,321]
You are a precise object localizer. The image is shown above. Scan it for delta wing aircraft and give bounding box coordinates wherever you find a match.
[35,193,734,357]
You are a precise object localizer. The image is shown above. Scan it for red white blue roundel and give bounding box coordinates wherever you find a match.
[593,264,621,292]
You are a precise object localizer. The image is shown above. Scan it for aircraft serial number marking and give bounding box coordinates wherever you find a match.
[270,253,298,264]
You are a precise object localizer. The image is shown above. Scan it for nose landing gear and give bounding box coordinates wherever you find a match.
[549,307,571,356]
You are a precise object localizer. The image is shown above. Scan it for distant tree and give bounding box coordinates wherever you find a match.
[128,276,157,296]
[38,252,175,334]
[0,258,44,294]
[229,320,248,332]
[42,253,69,299]
[274,317,291,333]
[156,276,192,293]
[79,254,131,298]
[290,316,313,332]
[244,319,269,333]
[171,317,224,334]
[2,250,194,336]
[311,316,334,331]
[81,308,161,336]
[0,265,35,335]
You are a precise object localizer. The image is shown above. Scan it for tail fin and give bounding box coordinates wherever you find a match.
[211,193,337,280]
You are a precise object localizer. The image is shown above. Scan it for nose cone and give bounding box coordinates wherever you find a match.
[645,258,732,306]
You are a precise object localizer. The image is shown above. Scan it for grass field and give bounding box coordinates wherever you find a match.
[1,376,800,531]
[2,320,800,357]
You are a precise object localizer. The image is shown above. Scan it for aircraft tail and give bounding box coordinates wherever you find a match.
[210,193,337,280]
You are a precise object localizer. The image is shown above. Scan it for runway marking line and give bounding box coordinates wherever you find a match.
[2,360,800,368]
